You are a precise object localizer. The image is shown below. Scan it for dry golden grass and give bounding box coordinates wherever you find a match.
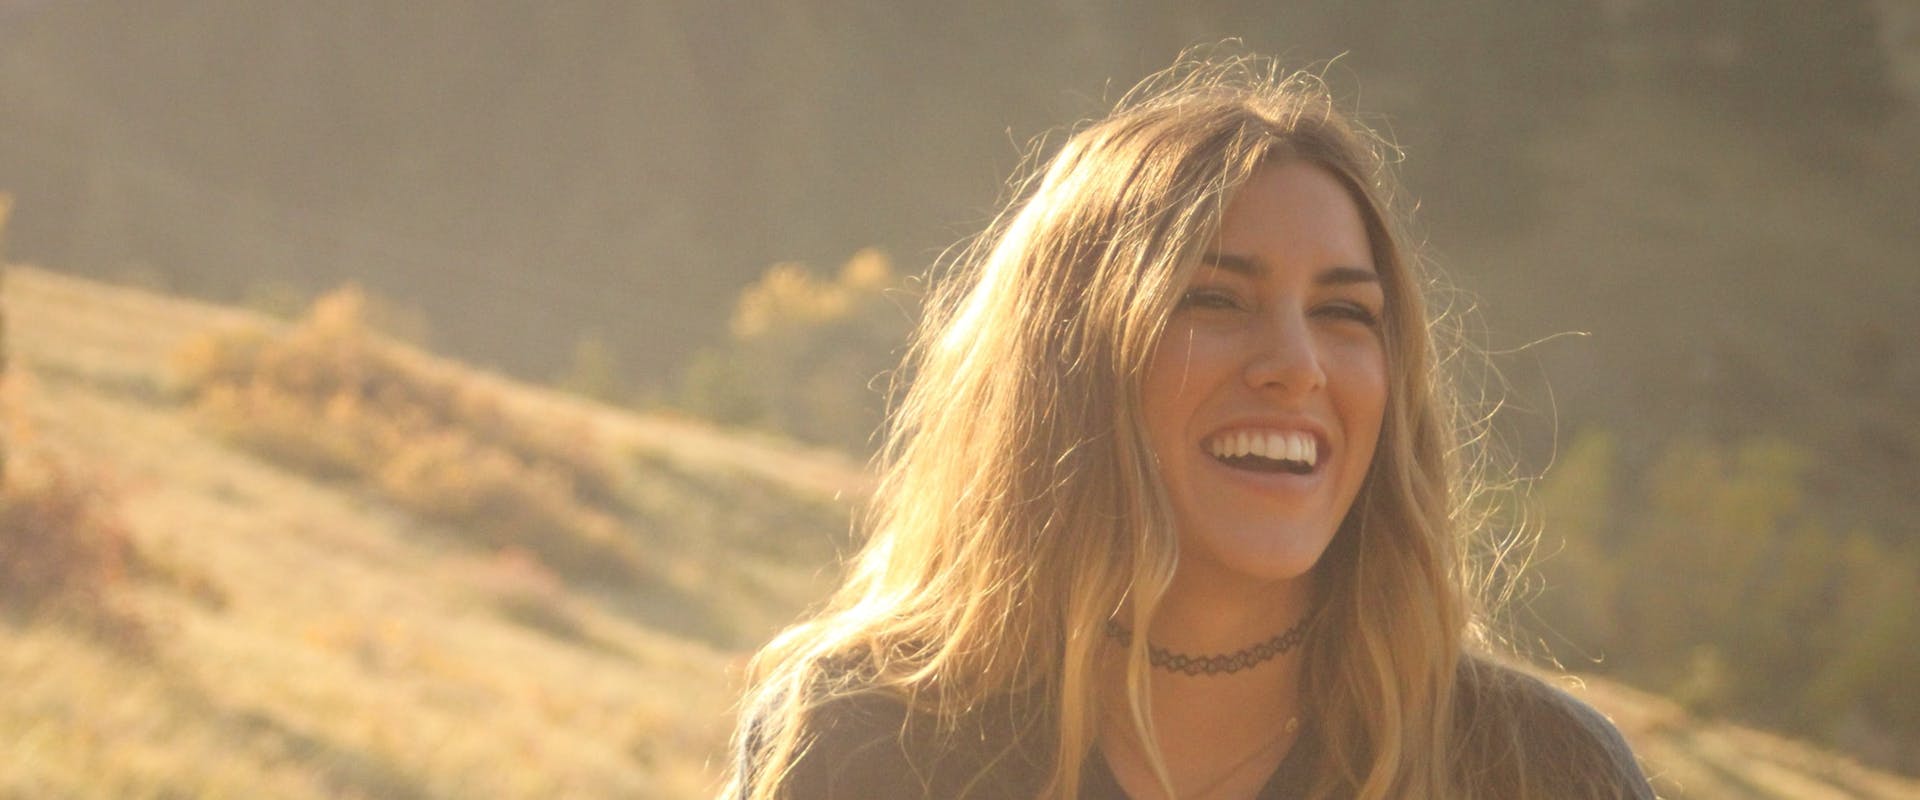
[1567,677,1920,799]
[2,265,1913,798]
[170,285,640,582]
[3,265,846,797]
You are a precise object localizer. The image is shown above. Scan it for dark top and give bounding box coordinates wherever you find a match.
[746,664,1654,799]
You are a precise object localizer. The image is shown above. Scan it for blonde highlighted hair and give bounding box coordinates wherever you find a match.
[729,53,1529,799]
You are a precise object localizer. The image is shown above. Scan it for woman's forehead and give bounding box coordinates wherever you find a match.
[1209,162,1375,272]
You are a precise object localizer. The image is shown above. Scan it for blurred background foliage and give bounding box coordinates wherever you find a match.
[1529,430,1920,769]
[2,0,1918,784]
[678,248,911,453]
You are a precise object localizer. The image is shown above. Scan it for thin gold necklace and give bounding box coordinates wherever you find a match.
[1183,715,1303,800]
[1107,714,1304,800]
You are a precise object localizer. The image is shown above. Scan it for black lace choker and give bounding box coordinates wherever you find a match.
[1104,615,1312,676]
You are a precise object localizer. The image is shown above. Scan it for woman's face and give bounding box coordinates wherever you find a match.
[1142,160,1388,589]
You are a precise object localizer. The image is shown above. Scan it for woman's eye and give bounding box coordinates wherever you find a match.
[1179,289,1242,310]
[1318,302,1381,327]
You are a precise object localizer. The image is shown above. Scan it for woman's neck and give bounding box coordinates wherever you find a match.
[1152,563,1316,655]
[1097,572,1317,799]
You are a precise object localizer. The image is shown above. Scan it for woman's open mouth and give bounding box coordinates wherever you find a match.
[1205,429,1319,476]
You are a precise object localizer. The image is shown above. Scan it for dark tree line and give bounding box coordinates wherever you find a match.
[0,1,1903,381]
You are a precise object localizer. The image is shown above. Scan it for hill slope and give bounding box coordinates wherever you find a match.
[2,266,1913,798]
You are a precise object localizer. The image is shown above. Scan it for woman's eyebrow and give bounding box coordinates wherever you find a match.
[1316,266,1381,287]
[1198,252,1260,275]
[1198,253,1379,288]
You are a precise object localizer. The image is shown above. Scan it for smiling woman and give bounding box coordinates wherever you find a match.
[726,54,1654,799]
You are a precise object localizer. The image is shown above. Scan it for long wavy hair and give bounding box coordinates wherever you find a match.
[729,55,1538,799]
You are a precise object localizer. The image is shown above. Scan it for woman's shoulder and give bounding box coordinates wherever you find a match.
[1457,658,1635,749]
[1454,657,1657,799]
[748,686,1053,799]
[780,690,922,798]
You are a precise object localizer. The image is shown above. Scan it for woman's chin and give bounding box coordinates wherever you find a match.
[1172,530,1333,591]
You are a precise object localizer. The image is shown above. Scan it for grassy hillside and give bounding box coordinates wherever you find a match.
[3,266,1915,798]
[2,265,858,798]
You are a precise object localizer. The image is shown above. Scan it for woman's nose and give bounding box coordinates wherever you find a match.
[1243,311,1327,396]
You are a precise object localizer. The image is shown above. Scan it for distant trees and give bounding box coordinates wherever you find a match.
[1320,0,1609,234]
[6,3,1908,384]
[1625,0,1900,130]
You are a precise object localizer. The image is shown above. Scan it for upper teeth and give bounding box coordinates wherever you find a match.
[1208,430,1317,466]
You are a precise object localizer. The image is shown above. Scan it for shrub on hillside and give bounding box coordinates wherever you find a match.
[172,285,640,581]
[679,249,914,453]
[0,453,134,615]
[0,365,175,646]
